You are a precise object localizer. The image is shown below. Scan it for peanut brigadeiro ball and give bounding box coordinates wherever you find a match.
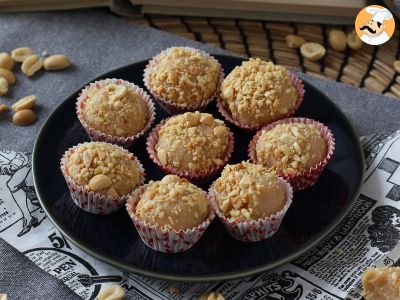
[214,162,286,221]
[135,175,210,230]
[256,123,326,174]
[155,111,230,172]
[82,83,149,137]
[220,58,297,126]
[66,142,142,197]
[150,47,221,108]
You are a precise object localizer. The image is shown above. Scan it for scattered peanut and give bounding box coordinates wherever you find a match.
[11,95,36,111]
[0,77,8,95]
[89,174,112,191]
[199,291,225,300]
[0,104,8,112]
[44,54,71,71]
[0,53,14,70]
[0,68,16,84]
[97,284,125,300]
[394,60,400,74]
[0,293,8,300]
[328,29,347,51]
[346,30,363,50]
[12,109,36,126]
[300,42,326,62]
[11,47,34,62]
[21,55,43,77]
[285,34,306,49]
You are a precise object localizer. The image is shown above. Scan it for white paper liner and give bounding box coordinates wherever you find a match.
[126,184,216,253]
[248,117,335,190]
[76,78,156,148]
[209,176,293,242]
[143,46,224,115]
[60,142,145,214]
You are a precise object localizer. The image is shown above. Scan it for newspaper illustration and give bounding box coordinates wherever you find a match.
[1,130,400,299]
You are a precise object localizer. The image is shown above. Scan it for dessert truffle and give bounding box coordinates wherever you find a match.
[147,47,221,109]
[66,142,143,197]
[219,58,298,126]
[135,175,210,230]
[255,123,326,174]
[155,112,230,172]
[213,162,286,221]
[81,82,149,137]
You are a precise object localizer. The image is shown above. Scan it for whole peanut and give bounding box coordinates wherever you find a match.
[329,29,347,51]
[21,55,43,77]
[347,30,363,50]
[0,53,14,70]
[394,60,400,74]
[300,42,326,62]
[12,109,36,126]
[0,77,8,95]
[0,104,8,112]
[12,95,36,111]
[11,47,34,62]
[44,54,71,70]
[0,68,16,84]
[89,174,112,191]
[285,35,306,49]
[0,293,8,300]
[97,284,125,300]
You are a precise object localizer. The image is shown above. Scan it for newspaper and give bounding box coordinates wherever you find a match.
[1,130,400,299]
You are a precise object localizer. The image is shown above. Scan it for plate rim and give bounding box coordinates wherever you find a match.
[32,54,365,282]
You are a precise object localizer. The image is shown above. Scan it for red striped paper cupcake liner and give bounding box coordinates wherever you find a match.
[143,46,224,115]
[217,71,304,132]
[126,184,216,253]
[60,142,145,214]
[146,118,235,184]
[248,117,335,191]
[209,176,293,242]
[76,78,156,148]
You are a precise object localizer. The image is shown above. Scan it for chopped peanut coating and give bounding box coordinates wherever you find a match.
[66,142,142,196]
[214,162,285,221]
[135,175,210,230]
[220,58,297,126]
[256,123,326,174]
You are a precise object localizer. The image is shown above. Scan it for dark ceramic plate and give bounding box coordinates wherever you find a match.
[33,55,364,282]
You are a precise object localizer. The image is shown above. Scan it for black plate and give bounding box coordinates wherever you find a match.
[33,55,364,282]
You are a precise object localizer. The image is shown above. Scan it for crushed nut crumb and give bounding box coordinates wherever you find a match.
[169,286,180,295]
